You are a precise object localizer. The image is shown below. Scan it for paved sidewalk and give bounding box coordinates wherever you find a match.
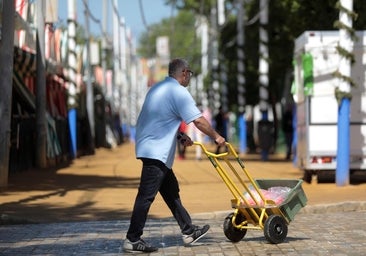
[1,208,366,255]
[1,143,366,255]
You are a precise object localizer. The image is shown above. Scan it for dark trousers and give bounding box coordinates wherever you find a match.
[126,158,194,242]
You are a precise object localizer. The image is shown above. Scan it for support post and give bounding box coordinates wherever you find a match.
[236,0,246,153]
[36,0,47,168]
[336,98,350,186]
[67,0,78,158]
[336,0,353,186]
[258,0,270,160]
[84,0,95,152]
[0,0,15,187]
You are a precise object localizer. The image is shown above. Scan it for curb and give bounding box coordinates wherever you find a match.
[300,201,366,214]
[191,201,366,220]
[2,201,366,226]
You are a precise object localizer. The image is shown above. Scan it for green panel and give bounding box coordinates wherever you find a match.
[254,179,308,222]
[302,53,314,96]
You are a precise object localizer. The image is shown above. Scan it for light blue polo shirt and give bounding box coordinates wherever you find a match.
[135,77,202,168]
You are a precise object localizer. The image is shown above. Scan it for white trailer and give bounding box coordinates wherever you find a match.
[293,30,366,182]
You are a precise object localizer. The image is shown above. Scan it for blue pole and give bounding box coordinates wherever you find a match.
[68,108,77,159]
[336,98,350,186]
[238,114,247,154]
[292,105,297,166]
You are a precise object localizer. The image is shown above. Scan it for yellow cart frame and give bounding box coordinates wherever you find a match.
[194,142,307,244]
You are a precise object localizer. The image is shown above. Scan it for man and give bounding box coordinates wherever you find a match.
[282,106,294,160]
[123,58,226,253]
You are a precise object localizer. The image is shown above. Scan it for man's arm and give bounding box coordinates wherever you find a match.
[193,116,226,146]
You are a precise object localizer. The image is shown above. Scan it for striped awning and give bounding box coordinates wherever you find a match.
[13,46,36,77]
[13,46,69,80]
[12,70,35,112]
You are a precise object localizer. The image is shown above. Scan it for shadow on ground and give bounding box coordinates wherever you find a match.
[0,169,141,225]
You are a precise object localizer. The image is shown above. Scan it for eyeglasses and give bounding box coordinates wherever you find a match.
[184,69,194,77]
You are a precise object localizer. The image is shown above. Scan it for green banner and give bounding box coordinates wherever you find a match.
[302,53,313,95]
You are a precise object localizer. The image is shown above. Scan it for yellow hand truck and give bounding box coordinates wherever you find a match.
[194,142,307,244]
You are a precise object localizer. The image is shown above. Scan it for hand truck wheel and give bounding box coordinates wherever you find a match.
[223,212,247,242]
[264,214,288,244]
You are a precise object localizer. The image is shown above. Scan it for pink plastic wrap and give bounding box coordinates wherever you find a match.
[241,186,291,206]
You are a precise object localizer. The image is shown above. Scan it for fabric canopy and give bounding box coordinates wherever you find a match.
[12,70,35,112]
[12,47,65,159]
[13,46,36,77]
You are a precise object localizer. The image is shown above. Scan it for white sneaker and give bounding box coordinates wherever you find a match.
[123,238,158,253]
[182,224,210,245]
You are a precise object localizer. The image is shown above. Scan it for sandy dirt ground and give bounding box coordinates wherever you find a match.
[1,142,366,224]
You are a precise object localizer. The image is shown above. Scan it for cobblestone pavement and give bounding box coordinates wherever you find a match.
[1,208,366,256]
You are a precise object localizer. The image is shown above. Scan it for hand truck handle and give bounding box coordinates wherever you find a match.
[193,141,237,158]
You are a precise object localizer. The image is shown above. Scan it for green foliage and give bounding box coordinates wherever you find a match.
[354,0,366,29]
[334,0,359,97]
[137,10,201,73]
[165,0,216,16]
[139,0,366,110]
[75,25,87,45]
[334,86,353,104]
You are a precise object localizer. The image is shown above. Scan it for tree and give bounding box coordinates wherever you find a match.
[144,0,366,112]
[137,10,201,73]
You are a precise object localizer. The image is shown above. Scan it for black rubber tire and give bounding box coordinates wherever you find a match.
[264,215,288,244]
[223,212,247,242]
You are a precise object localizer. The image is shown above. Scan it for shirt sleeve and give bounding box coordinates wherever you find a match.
[173,87,202,124]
